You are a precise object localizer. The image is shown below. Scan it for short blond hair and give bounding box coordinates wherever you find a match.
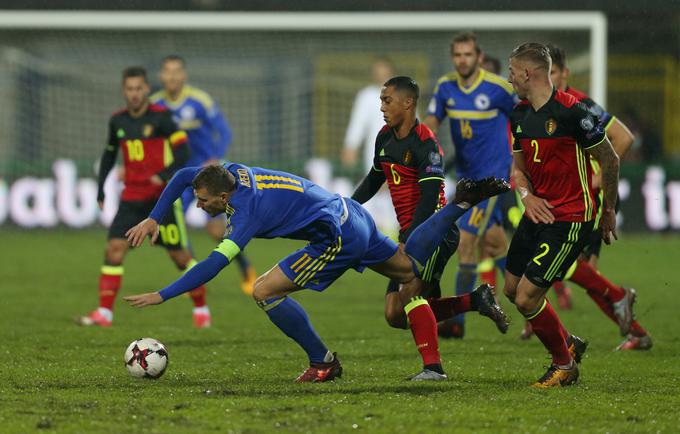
[510,42,552,71]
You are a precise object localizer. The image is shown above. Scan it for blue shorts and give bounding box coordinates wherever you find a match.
[458,196,503,236]
[279,199,398,291]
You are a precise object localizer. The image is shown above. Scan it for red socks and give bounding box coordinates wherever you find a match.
[99,265,123,310]
[427,295,472,322]
[190,285,207,308]
[525,299,571,366]
[405,297,441,366]
[570,259,625,302]
[586,289,647,337]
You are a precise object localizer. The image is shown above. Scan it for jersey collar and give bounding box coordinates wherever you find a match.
[162,86,191,109]
[457,68,485,94]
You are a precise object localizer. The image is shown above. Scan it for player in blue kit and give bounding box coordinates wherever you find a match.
[122,163,509,382]
[151,55,257,300]
[424,32,518,338]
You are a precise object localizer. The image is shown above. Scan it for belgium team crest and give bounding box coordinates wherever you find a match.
[404,150,413,165]
[545,118,557,135]
[143,124,154,137]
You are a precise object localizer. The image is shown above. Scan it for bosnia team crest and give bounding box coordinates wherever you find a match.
[143,124,154,137]
[474,94,490,110]
[545,118,557,135]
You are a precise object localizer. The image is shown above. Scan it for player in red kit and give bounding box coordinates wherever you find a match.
[77,67,211,328]
[352,76,509,380]
[505,43,621,387]
[520,45,649,350]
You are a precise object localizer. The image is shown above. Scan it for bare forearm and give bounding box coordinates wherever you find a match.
[607,119,634,158]
[587,140,620,210]
[600,155,620,210]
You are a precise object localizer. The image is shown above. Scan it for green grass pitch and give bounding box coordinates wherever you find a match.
[1,229,679,433]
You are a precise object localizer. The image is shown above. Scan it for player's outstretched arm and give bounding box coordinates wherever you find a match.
[126,217,160,247]
[149,166,202,219]
[351,168,386,204]
[124,252,230,307]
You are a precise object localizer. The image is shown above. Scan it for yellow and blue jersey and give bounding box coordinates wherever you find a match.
[151,85,232,167]
[151,163,398,297]
[427,69,517,180]
[219,163,347,251]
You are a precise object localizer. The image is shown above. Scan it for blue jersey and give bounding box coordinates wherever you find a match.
[219,163,347,251]
[151,163,397,298]
[427,69,517,180]
[151,85,232,167]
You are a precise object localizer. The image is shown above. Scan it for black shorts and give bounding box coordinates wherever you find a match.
[583,228,603,258]
[400,224,460,285]
[506,216,594,288]
[108,199,188,250]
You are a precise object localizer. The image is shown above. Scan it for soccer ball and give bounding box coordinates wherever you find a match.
[124,338,169,379]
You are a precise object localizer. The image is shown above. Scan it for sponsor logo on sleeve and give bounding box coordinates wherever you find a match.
[580,115,595,131]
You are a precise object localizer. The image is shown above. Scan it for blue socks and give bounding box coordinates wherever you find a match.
[260,296,329,364]
[405,202,469,272]
[495,256,507,273]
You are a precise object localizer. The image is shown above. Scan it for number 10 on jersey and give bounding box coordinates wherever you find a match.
[126,139,145,162]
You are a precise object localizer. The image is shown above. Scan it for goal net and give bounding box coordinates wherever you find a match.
[0,11,606,227]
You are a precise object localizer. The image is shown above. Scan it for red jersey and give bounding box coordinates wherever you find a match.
[372,121,447,233]
[510,89,606,222]
[107,104,188,201]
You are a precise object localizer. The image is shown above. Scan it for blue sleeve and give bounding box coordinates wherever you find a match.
[427,85,447,121]
[224,202,260,250]
[205,103,232,159]
[149,166,201,222]
[158,251,229,301]
[498,88,519,118]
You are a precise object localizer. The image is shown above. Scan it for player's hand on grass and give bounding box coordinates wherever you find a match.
[600,208,618,245]
[123,292,163,307]
[126,217,160,247]
[521,193,555,224]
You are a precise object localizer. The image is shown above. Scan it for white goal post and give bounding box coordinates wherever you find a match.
[0,11,607,104]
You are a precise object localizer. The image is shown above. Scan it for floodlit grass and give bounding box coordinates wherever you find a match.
[1,229,679,433]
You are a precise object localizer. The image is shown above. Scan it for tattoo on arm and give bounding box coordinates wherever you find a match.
[586,139,620,210]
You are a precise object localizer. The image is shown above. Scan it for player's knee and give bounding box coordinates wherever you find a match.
[251,275,272,302]
[514,293,539,315]
[105,243,126,264]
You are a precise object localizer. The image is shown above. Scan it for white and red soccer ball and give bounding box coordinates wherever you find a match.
[124,338,168,379]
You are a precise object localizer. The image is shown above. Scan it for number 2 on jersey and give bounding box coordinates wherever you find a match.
[459,119,473,140]
[126,139,145,162]
[530,139,541,163]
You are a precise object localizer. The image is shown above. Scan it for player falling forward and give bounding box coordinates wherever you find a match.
[505,43,621,387]
[351,76,508,337]
[424,32,517,338]
[123,163,509,382]
[519,44,649,350]
[77,66,211,328]
[151,55,257,296]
